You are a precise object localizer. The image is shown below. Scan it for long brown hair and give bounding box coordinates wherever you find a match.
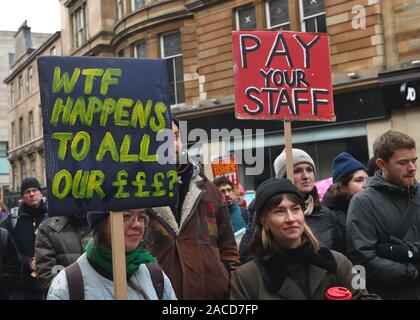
[249,193,320,260]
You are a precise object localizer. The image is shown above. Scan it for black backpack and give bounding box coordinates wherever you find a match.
[0,228,8,274]
[64,261,164,300]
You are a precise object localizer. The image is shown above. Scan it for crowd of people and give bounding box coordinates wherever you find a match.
[0,125,418,300]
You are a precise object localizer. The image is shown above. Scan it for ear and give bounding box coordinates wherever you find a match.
[260,215,267,229]
[376,158,386,171]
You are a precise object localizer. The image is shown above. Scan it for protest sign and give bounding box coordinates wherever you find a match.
[233,31,335,122]
[38,56,177,216]
[211,155,239,185]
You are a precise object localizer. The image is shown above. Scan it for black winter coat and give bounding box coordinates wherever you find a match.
[347,171,420,299]
[1,201,48,292]
[0,229,22,299]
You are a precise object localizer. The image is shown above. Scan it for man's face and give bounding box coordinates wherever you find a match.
[218,184,235,205]
[377,148,417,187]
[22,188,42,208]
[172,122,183,162]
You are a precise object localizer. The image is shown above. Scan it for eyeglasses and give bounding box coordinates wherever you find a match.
[122,213,148,225]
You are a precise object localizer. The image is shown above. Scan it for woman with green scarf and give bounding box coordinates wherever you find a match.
[47,209,177,300]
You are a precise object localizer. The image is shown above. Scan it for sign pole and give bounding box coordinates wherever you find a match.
[284,120,294,182]
[110,211,128,300]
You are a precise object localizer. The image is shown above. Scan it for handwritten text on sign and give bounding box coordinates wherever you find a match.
[233,31,335,121]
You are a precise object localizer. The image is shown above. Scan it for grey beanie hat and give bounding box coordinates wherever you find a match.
[273,148,316,178]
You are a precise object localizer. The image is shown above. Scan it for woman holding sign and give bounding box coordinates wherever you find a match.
[230,178,378,300]
[47,209,176,300]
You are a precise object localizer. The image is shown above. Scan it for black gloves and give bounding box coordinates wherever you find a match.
[376,237,420,262]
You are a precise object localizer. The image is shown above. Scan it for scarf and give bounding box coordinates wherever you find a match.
[86,239,157,278]
[304,195,314,216]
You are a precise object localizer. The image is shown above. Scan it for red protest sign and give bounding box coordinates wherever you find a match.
[211,156,239,185]
[233,31,335,122]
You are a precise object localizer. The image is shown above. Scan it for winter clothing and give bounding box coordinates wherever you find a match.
[47,253,177,300]
[228,204,246,232]
[346,170,420,299]
[0,228,22,299]
[274,148,316,179]
[230,243,378,300]
[145,161,240,299]
[322,186,348,247]
[35,216,91,291]
[332,152,366,183]
[1,200,48,298]
[253,178,304,214]
[20,177,42,196]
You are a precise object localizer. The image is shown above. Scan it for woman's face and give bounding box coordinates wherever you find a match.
[261,196,305,249]
[293,163,315,194]
[104,209,147,253]
[346,170,368,197]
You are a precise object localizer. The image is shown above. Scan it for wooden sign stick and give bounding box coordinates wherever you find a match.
[110,211,128,300]
[284,120,294,182]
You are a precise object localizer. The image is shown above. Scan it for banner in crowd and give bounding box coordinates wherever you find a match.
[211,155,239,185]
[232,31,335,122]
[38,56,177,216]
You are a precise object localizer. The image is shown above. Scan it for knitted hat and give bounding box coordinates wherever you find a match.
[20,177,42,196]
[273,149,316,179]
[253,178,304,215]
[87,211,110,229]
[332,152,367,183]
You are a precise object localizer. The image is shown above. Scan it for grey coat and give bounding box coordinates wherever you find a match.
[35,216,91,291]
[346,171,420,299]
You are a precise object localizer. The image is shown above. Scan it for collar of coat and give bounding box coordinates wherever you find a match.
[256,243,337,296]
[151,174,204,235]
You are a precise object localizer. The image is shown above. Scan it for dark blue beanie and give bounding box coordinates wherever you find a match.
[87,211,110,229]
[332,152,367,183]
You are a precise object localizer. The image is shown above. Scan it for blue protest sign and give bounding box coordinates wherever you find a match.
[37,56,178,216]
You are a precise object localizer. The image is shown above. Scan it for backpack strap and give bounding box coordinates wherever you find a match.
[65,262,84,300]
[146,263,164,300]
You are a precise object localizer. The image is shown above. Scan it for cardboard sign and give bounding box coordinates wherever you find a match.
[211,155,239,185]
[38,56,178,216]
[233,31,335,122]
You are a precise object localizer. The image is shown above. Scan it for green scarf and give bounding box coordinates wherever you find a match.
[86,239,157,277]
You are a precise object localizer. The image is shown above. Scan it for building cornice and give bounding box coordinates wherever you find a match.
[3,31,61,84]
[185,0,226,11]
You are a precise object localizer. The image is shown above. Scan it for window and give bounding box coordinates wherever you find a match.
[266,0,290,30]
[11,122,15,148]
[29,111,34,140]
[236,6,257,30]
[72,4,87,48]
[31,157,36,178]
[300,0,326,32]
[134,42,146,58]
[117,0,124,19]
[18,75,23,99]
[27,67,33,94]
[19,117,24,145]
[131,0,145,11]
[10,82,15,105]
[161,31,184,105]
[12,164,17,191]
[20,160,26,180]
[0,143,6,158]
[50,46,57,55]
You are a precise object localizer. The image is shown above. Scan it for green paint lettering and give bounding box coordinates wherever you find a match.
[100,98,116,127]
[100,68,122,95]
[86,96,103,126]
[70,131,90,161]
[52,132,74,160]
[69,97,87,126]
[132,171,150,197]
[120,135,138,163]
[81,69,104,95]
[130,99,152,129]
[96,132,119,161]
[52,169,72,199]
[150,102,167,132]
[151,172,166,197]
[112,170,130,199]
[52,66,80,94]
[114,98,133,126]
[139,134,157,162]
[86,170,105,199]
[72,170,89,199]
